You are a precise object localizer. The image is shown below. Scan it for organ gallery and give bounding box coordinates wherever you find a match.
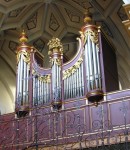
[0,1,130,150]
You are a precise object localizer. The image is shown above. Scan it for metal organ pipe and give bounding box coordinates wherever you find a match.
[26,64,29,103]
[87,36,94,90]
[92,42,98,88]
[96,45,101,89]
[85,43,90,91]
[23,59,27,104]
[17,56,21,99]
[33,76,35,105]
[81,60,84,96]
[19,55,23,99]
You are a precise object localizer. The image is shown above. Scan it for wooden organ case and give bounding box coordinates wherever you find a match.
[15,12,119,117]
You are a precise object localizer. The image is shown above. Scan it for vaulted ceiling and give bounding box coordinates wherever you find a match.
[0,0,130,114]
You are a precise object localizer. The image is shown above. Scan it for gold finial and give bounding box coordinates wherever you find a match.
[84,9,92,24]
[47,37,63,55]
[19,30,28,44]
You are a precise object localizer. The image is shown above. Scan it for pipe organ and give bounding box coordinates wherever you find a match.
[15,12,118,117]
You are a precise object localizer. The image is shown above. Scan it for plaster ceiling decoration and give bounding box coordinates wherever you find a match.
[0,0,130,114]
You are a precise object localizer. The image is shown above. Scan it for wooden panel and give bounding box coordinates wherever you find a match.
[0,120,14,145]
[18,118,28,143]
[108,100,130,126]
[66,108,86,135]
[90,105,104,130]
[33,114,50,140]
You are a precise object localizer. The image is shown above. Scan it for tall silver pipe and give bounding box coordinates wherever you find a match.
[70,74,72,98]
[57,65,60,99]
[73,73,75,98]
[74,72,76,97]
[81,61,84,95]
[33,76,35,105]
[46,82,48,103]
[56,64,58,88]
[69,75,71,98]
[88,36,94,90]
[85,42,90,91]
[37,79,39,104]
[71,74,73,98]
[23,61,26,104]
[63,79,65,99]
[48,83,50,102]
[19,55,22,95]
[47,83,49,102]
[75,69,78,97]
[45,83,47,103]
[20,55,24,104]
[17,57,21,98]
[39,80,41,104]
[78,66,80,96]
[41,80,43,104]
[66,77,68,99]
[52,63,54,93]
[44,83,46,103]
[43,82,45,103]
[92,42,98,89]
[96,45,101,89]
[26,64,29,103]
[68,76,70,98]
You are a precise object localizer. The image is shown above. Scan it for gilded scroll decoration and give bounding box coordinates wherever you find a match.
[85,29,98,44]
[32,70,51,83]
[39,75,51,83]
[63,57,83,80]
[17,50,30,63]
[50,57,62,66]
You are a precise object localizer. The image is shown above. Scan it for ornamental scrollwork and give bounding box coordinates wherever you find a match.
[50,57,62,66]
[39,74,51,83]
[32,70,51,83]
[63,57,83,80]
[85,29,98,44]
[17,50,30,64]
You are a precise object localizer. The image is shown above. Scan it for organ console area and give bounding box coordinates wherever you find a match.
[15,11,119,118]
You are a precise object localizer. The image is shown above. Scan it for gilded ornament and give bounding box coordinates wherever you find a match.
[48,37,63,51]
[39,75,51,83]
[63,57,83,80]
[19,30,28,43]
[17,50,30,63]
[85,29,98,44]
[48,37,63,56]
[32,70,51,83]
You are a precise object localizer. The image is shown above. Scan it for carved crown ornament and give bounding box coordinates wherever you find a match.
[48,37,63,55]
